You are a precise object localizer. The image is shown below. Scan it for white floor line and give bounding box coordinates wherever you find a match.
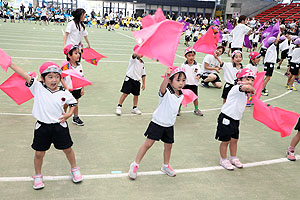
[0,155,299,182]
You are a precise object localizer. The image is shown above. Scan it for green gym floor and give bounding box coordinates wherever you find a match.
[0,21,299,200]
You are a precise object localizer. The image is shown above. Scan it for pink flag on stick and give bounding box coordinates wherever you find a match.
[251,71,300,137]
[193,26,219,55]
[181,89,198,107]
[61,69,92,89]
[132,17,184,67]
[0,48,12,72]
[81,48,107,66]
[141,8,166,28]
[0,72,36,105]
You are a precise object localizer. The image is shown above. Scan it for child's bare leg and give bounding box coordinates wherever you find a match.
[34,151,46,174]
[73,99,79,116]
[229,138,238,157]
[135,138,155,164]
[133,95,138,107]
[290,131,300,148]
[163,143,172,164]
[118,93,128,105]
[63,147,76,168]
[220,141,230,159]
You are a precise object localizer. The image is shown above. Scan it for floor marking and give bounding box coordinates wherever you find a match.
[0,155,298,182]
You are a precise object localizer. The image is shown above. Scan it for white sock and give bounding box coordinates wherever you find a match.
[230,156,237,160]
[163,164,169,168]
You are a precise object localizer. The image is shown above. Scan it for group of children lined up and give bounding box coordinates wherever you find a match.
[4,9,300,190]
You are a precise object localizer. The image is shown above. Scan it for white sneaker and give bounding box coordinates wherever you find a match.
[161,164,176,177]
[115,106,122,116]
[132,108,142,115]
[128,162,139,180]
[220,159,234,171]
[230,158,243,168]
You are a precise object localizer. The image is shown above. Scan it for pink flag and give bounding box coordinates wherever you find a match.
[252,71,300,137]
[132,20,184,67]
[0,48,12,72]
[61,69,92,89]
[81,48,107,66]
[61,61,71,71]
[193,26,219,55]
[253,97,300,137]
[181,89,198,107]
[0,72,36,105]
[141,8,166,28]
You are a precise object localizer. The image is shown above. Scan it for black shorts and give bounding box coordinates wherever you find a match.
[288,56,292,67]
[183,84,198,96]
[222,41,227,47]
[32,121,73,151]
[295,118,300,131]
[290,62,300,76]
[144,121,174,143]
[252,42,258,48]
[185,35,191,42]
[41,16,47,21]
[264,62,275,76]
[201,72,221,83]
[120,76,141,96]
[215,113,240,142]
[193,37,198,42]
[260,48,267,57]
[71,88,82,99]
[231,48,242,53]
[110,20,115,25]
[228,43,231,48]
[281,49,289,59]
[221,82,234,99]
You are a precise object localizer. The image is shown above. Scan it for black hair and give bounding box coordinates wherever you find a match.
[41,72,61,81]
[238,15,247,23]
[217,46,225,54]
[66,47,80,65]
[169,72,186,81]
[71,8,86,31]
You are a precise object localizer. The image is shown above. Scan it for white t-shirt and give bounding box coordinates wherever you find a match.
[279,39,289,51]
[152,85,184,127]
[291,47,300,63]
[27,78,77,124]
[185,29,192,36]
[65,20,88,46]
[253,34,259,43]
[201,54,221,73]
[264,43,277,64]
[221,85,247,120]
[41,8,47,17]
[194,31,200,38]
[231,24,251,48]
[222,34,229,42]
[63,63,84,90]
[288,43,295,57]
[222,62,242,84]
[181,61,201,85]
[125,56,146,81]
[246,62,258,74]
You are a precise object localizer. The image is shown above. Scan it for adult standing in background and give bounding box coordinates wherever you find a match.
[230,15,252,53]
[63,8,91,52]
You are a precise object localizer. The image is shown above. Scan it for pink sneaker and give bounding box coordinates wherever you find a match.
[286,150,296,161]
[230,158,243,168]
[71,167,83,183]
[32,174,44,190]
[128,162,139,180]
[220,159,234,171]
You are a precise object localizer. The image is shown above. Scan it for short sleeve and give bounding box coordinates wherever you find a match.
[203,55,211,65]
[243,25,251,34]
[65,21,73,33]
[82,29,88,37]
[64,90,77,106]
[26,77,39,96]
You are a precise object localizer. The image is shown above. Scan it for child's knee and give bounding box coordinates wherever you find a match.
[35,151,45,159]
[63,147,73,154]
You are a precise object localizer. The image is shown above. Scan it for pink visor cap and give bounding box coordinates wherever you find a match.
[170,67,186,78]
[39,62,62,75]
[64,44,79,55]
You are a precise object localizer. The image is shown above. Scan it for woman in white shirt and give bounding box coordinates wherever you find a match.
[63,8,91,51]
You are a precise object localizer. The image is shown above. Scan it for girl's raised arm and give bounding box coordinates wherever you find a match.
[10,63,32,84]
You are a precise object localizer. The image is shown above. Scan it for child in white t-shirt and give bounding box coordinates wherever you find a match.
[216,68,256,170]
[277,35,290,69]
[61,44,86,126]
[128,67,186,180]
[287,38,300,91]
[262,32,281,96]
[180,47,203,116]
[184,27,192,47]
[214,50,244,104]
[9,60,82,190]
[285,36,298,86]
[115,45,146,116]
[246,51,261,74]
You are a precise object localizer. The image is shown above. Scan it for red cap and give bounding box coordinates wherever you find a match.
[39,62,62,75]
[64,44,79,55]
[248,51,261,60]
[236,68,256,80]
